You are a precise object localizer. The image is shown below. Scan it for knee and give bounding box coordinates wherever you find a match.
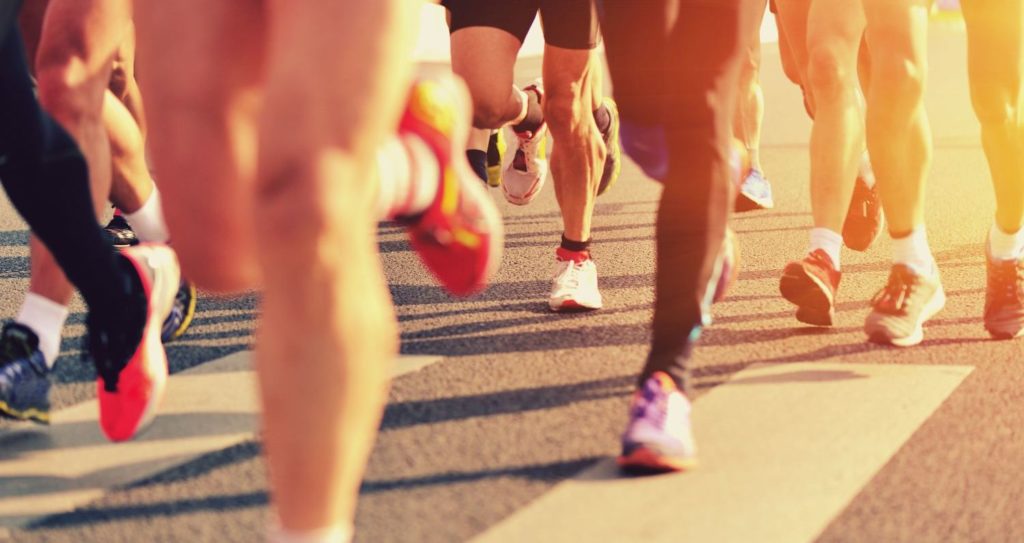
[471,96,510,129]
[254,154,370,251]
[805,44,856,101]
[873,57,926,104]
[970,82,1016,127]
[35,63,105,127]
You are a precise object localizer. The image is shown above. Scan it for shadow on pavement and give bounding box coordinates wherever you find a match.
[361,456,603,494]
[380,374,635,431]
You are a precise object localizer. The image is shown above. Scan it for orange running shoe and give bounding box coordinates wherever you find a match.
[92,244,180,442]
[400,76,504,297]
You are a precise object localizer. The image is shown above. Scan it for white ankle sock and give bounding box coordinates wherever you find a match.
[125,188,170,243]
[858,152,876,188]
[988,223,1024,260]
[376,135,439,220]
[268,524,352,543]
[15,293,69,368]
[892,227,936,276]
[809,227,843,270]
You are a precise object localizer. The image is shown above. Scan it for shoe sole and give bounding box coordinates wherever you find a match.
[99,245,179,441]
[597,98,622,197]
[0,399,49,424]
[502,144,548,205]
[734,193,774,213]
[618,447,698,474]
[549,297,603,312]
[779,266,835,326]
[985,325,1024,340]
[867,284,946,347]
[843,178,885,252]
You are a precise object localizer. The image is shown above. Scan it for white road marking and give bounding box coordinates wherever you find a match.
[474,362,972,543]
[0,351,441,528]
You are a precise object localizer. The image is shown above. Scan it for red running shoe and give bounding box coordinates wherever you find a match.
[779,249,842,326]
[94,244,180,441]
[400,76,504,297]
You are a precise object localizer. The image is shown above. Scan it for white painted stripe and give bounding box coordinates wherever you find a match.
[474,362,972,543]
[0,351,441,528]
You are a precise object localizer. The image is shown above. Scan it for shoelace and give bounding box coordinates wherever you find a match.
[557,260,586,291]
[631,382,668,428]
[872,269,915,313]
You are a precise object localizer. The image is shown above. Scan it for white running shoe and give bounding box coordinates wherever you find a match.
[503,79,549,206]
[549,250,603,311]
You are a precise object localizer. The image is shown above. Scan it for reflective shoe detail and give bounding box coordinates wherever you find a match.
[503,80,549,205]
[619,372,697,474]
[779,249,842,326]
[620,120,668,182]
[486,129,506,188]
[401,76,505,297]
[984,253,1024,340]
[597,97,622,196]
[865,265,945,347]
[0,323,50,424]
[549,248,603,312]
[104,213,139,248]
[161,279,198,342]
[713,228,740,303]
[735,169,775,212]
[843,175,884,252]
[93,244,180,442]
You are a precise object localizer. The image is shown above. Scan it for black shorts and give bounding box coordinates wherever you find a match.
[442,0,599,50]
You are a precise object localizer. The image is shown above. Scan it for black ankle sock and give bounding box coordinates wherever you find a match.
[512,87,544,134]
[560,235,591,253]
[593,104,611,136]
[466,150,487,182]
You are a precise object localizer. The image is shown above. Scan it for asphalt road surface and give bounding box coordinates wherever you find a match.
[3,22,1024,543]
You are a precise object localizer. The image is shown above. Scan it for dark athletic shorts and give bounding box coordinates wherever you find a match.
[441,0,599,50]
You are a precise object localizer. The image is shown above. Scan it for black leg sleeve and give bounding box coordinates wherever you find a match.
[0,26,129,318]
[598,0,756,393]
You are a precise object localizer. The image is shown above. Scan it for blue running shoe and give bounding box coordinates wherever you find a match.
[0,323,51,424]
[735,168,774,212]
[161,279,197,342]
[619,372,697,473]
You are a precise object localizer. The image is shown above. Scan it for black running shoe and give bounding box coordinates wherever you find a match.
[105,214,139,248]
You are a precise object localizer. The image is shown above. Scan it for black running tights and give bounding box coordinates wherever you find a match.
[598,0,758,393]
[0,25,129,320]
